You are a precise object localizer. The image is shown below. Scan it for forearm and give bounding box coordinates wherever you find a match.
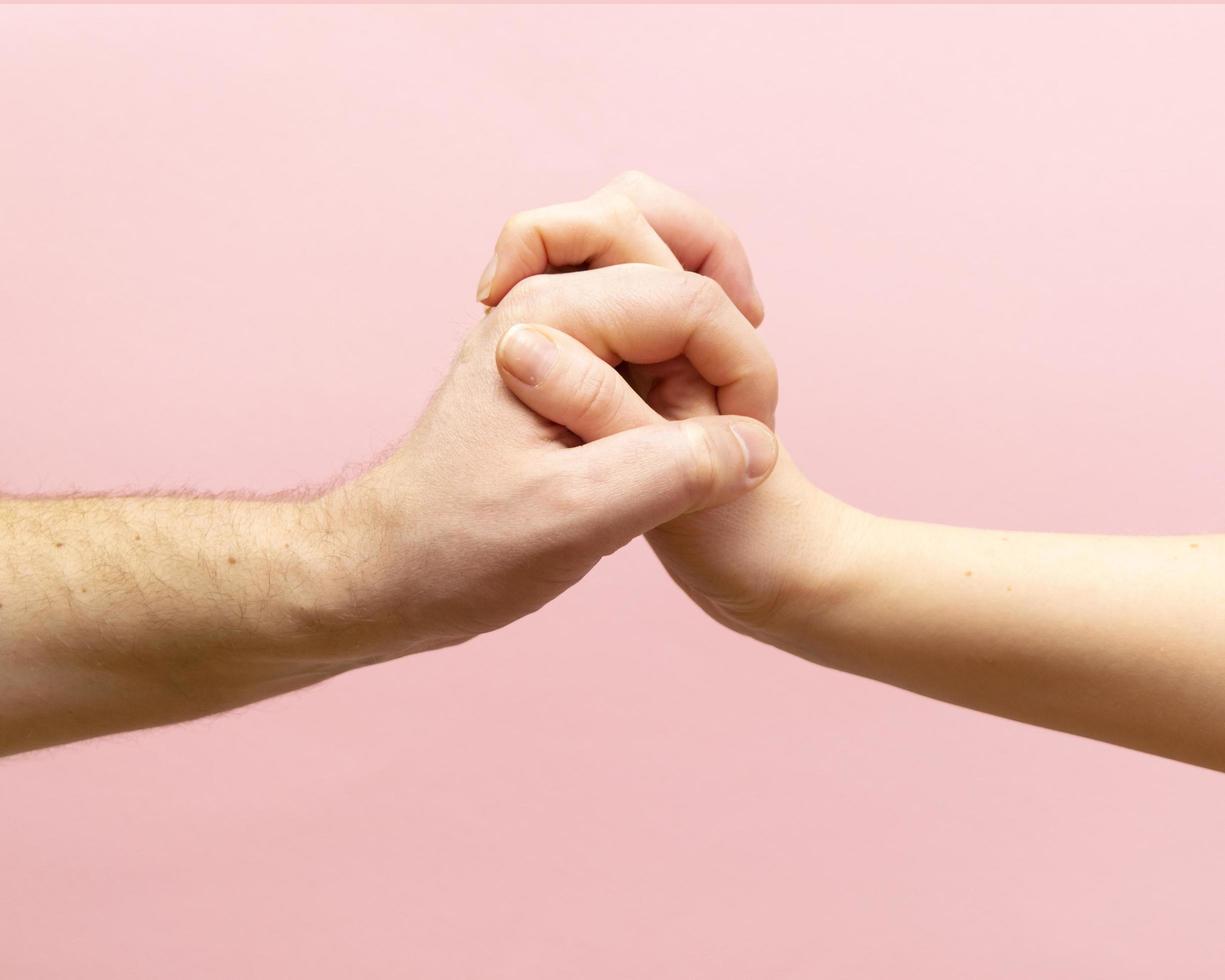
[0,487,404,755]
[784,512,1225,769]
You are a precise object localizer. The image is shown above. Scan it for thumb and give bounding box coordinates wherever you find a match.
[559,414,778,552]
[496,321,660,442]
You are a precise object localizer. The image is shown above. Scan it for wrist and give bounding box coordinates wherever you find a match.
[301,454,481,656]
[757,488,881,660]
[299,473,427,655]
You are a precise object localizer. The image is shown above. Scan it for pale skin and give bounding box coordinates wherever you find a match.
[0,262,779,756]
[486,171,1225,772]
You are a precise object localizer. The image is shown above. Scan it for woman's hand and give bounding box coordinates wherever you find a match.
[484,173,1225,774]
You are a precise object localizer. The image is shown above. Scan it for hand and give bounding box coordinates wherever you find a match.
[481,173,861,642]
[476,170,764,326]
[477,170,761,427]
[318,261,780,660]
[0,235,779,756]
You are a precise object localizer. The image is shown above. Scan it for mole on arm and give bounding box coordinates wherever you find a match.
[227,556,238,565]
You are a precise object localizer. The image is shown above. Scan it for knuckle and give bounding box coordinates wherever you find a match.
[567,360,622,431]
[498,211,549,269]
[677,270,728,323]
[599,191,641,227]
[500,272,550,317]
[677,421,720,507]
[609,169,654,193]
[611,260,667,285]
[500,210,533,241]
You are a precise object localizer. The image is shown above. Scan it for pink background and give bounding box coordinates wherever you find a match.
[3,5,1225,977]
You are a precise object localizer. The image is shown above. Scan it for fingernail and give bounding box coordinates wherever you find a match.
[476,253,498,304]
[730,422,777,482]
[498,325,558,386]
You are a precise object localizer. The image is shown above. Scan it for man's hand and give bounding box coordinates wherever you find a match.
[0,264,776,756]
[325,264,779,656]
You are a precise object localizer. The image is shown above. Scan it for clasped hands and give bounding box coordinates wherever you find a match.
[0,170,858,758]
[8,172,1220,769]
[316,171,851,665]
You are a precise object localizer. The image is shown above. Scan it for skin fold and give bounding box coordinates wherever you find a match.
[487,171,1225,773]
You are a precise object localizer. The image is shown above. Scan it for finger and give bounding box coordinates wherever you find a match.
[477,171,764,325]
[477,194,682,307]
[498,264,777,427]
[623,358,720,422]
[604,171,764,325]
[496,323,661,443]
[557,414,778,553]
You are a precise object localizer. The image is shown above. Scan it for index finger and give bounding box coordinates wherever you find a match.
[607,171,764,325]
[479,171,764,325]
[496,264,777,427]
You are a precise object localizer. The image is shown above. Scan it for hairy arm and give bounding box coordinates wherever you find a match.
[0,260,777,758]
[0,490,389,756]
[783,510,1225,770]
